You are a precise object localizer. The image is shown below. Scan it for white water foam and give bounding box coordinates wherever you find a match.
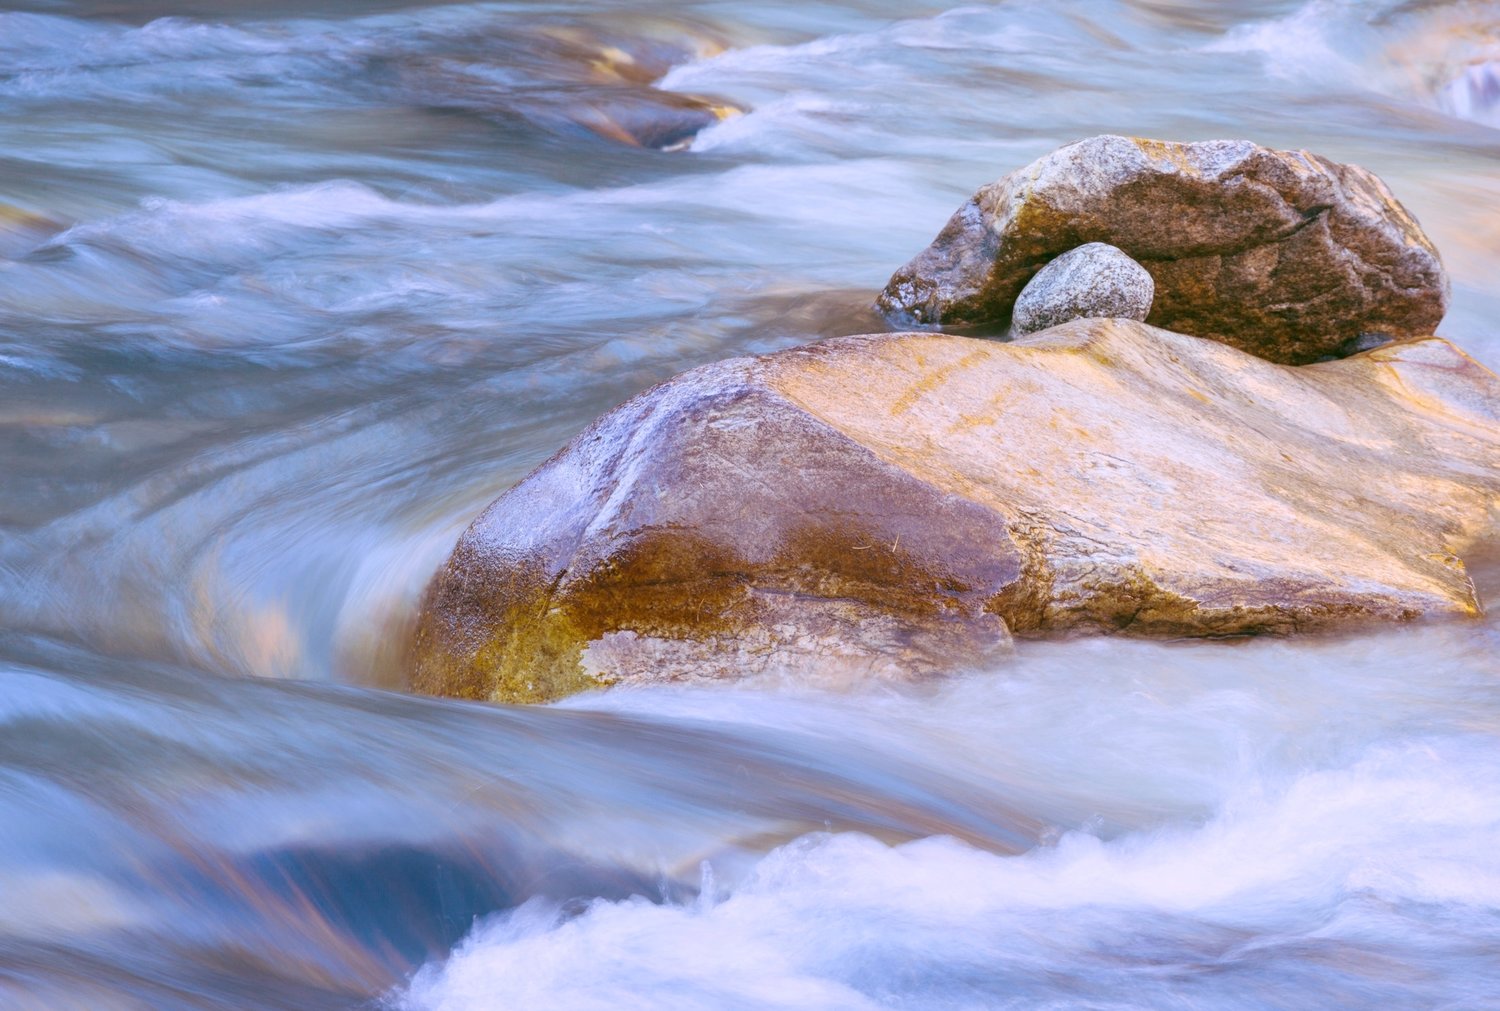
[1201,0,1369,86]
[1438,60,1500,128]
[398,738,1500,1009]
[397,609,1500,1009]
[1206,0,1500,135]
[4,156,942,348]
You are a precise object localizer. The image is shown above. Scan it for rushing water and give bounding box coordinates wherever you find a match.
[2,0,1500,1007]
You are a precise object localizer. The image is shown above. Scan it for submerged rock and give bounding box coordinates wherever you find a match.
[561,90,740,151]
[1011,242,1153,335]
[412,320,1500,704]
[362,20,743,151]
[878,135,1448,363]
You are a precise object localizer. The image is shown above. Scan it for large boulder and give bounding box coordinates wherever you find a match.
[877,136,1449,363]
[412,320,1500,704]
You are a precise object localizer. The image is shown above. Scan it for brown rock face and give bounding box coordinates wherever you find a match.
[412,320,1500,703]
[877,136,1449,363]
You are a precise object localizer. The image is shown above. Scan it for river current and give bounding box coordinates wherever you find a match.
[2,1,1500,1008]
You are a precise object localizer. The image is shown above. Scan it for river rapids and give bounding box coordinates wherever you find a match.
[2,1,1500,1008]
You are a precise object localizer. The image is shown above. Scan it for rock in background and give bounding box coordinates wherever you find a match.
[878,136,1449,363]
[412,320,1500,703]
[360,19,743,151]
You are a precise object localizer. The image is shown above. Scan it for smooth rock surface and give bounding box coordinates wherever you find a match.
[878,136,1449,363]
[412,320,1500,703]
[1011,242,1154,335]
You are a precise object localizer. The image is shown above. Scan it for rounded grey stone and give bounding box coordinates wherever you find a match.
[1011,243,1154,335]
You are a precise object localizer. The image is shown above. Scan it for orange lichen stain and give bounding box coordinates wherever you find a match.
[1130,137,1198,172]
[1362,363,1477,425]
[953,400,1005,432]
[1425,551,1475,597]
[889,348,989,416]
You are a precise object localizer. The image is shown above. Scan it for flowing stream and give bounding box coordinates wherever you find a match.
[3,1,1500,1007]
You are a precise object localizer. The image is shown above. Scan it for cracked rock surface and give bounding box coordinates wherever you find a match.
[878,135,1449,363]
[412,319,1500,703]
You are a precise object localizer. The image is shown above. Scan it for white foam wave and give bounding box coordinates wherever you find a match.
[399,737,1500,1009]
[59,155,930,243]
[0,13,360,103]
[406,608,1500,1009]
[22,154,946,333]
[660,6,1041,94]
[1438,60,1500,128]
[1202,0,1369,86]
[1206,0,1500,134]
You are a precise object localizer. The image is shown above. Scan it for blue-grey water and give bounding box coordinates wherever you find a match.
[2,1,1500,1008]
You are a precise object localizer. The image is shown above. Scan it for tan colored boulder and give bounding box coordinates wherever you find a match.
[877,135,1449,364]
[412,319,1500,703]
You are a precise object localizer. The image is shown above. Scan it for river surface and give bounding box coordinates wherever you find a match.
[2,1,1500,1008]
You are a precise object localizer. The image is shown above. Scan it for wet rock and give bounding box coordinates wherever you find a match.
[412,320,1500,704]
[878,135,1449,363]
[1011,242,1153,335]
[534,21,729,87]
[377,58,742,152]
[560,90,740,151]
[517,19,742,148]
[361,20,744,151]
